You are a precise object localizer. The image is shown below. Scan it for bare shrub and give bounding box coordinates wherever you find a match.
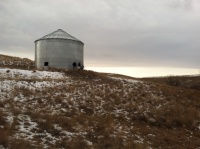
[0,129,9,148]
[67,138,90,149]
[0,110,7,126]
[165,75,180,86]
[0,100,4,108]
[189,81,200,91]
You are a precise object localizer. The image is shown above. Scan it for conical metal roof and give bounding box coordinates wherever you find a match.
[35,29,83,44]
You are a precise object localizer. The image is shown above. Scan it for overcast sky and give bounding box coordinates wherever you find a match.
[0,0,200,68]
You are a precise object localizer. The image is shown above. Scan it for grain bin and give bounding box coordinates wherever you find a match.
[34,29,84,69]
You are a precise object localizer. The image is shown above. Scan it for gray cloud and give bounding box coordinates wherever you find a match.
[168,0,197,10]
[0,0,200,68]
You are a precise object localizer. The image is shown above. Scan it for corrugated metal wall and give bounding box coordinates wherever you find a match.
[35,39,84,69]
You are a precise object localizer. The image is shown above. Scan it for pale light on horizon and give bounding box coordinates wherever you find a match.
[1,51,199,78]
[86,67,199,78]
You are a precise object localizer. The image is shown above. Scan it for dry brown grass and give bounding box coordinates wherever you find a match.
[142,75,200,91]
[0,54,34,69]
[9,139,44,149]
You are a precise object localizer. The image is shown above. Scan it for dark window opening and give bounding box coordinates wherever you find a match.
[44,62,49,66]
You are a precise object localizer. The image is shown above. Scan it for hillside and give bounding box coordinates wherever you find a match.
[0,56,200,149]
[142,75,200,91]
[0,54,34,69]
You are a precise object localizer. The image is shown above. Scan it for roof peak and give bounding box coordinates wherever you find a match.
[35,29,83,44]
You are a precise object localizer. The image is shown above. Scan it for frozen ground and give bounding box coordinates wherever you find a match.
[0,68,65,79]
[0,68,199,149]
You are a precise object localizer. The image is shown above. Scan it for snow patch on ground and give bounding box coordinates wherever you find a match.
[109,76,141,84]
[15,114,38,139]
[0,68,65,79]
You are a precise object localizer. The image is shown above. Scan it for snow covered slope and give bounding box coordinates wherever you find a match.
[0,68,200,149]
